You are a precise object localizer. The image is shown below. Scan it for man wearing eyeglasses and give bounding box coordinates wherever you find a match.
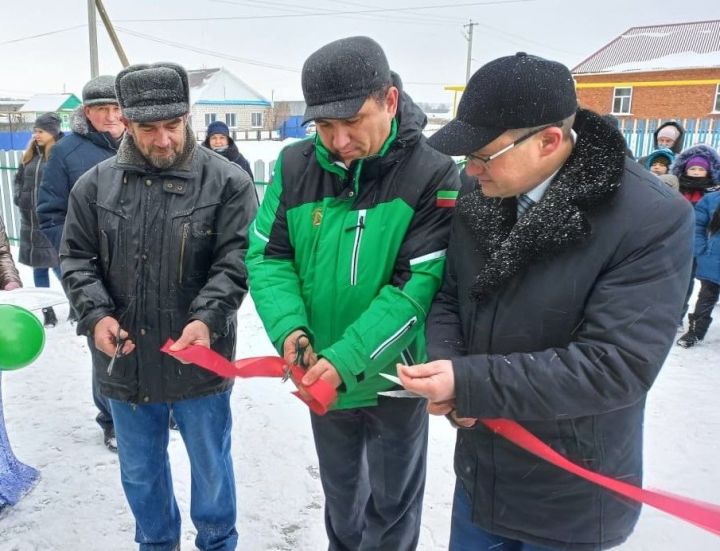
[398,53,693,550]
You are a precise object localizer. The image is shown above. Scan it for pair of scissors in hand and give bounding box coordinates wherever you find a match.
[377,372,425,399]
[106,326,127,376]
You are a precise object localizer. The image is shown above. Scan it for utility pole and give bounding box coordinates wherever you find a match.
[463,20,478,83]
[88,0,99,78]
[95,0,129,68]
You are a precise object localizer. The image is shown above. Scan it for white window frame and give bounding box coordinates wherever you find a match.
[611,87,632,115]
[204,113,217,126]
[225,113,237,127]
[251,112,263,128]
[713,83,720,113]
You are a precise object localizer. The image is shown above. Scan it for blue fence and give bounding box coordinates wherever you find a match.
[618,117,720,159]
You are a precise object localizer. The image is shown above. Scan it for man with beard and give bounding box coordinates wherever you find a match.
[399,53,693,550]
[37,74,124,451]
[60,62,257,551]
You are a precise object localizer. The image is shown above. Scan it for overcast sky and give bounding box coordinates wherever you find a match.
[1,0,718,104]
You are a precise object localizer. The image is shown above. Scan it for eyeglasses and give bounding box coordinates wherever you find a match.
[465,123,561,168]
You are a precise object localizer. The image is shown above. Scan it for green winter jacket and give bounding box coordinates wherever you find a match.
[247,89,460,409]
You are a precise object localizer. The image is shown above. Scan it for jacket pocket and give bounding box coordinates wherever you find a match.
[370,316,417,361]
[174,206,218,288]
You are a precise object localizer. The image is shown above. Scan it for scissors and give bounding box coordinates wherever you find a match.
[377,372,425,399]
[282,333,310,383]
[106,326,127,376]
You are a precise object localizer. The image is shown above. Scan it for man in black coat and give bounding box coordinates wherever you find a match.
[399,53,693,550]
[60,62,257,550]
[37,74,124,451]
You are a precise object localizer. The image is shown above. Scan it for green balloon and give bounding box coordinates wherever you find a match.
[0,304,45,371]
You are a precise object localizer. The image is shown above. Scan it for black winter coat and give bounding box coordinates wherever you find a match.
[60,129,257,403]
[427,110,693,550]
[13,143,62,268]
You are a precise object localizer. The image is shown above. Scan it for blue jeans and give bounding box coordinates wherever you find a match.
[109,391,237,551]
[32,266,62,288]
[450,481,552,551]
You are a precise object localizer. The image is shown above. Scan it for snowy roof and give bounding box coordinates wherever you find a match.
[572,20,720,74]
[19,93,80,113]
[187,67,270,107]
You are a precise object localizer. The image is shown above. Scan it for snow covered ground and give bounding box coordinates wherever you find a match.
[1,258,719,551]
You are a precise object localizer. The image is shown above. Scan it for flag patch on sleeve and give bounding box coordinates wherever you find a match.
[436,190,459,207]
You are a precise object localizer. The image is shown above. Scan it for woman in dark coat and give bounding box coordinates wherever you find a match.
[201,120,254,181]
[12,113,63,326]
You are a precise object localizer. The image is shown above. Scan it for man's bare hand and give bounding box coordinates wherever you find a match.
[94,315,135,357]
[397,360,455,403]
[283,329,317,368]
[301,358,342,389]
[168,320,211,363]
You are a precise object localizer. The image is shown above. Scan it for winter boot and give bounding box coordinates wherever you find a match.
[42,306,58,328]
[677,314,700,348]
[103,426,118,453]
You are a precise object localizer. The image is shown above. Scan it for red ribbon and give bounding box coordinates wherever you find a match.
[158,344,720,535]
[159,340,337,415]
[481,419,720,536]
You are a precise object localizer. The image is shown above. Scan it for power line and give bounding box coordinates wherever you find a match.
[115,27,300,73]
[0,25,86,46]
[116,0,534,23]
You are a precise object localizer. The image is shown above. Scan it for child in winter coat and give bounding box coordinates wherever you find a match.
[644,148,674,176]
[675,148,720,347]
[678,189,720,347]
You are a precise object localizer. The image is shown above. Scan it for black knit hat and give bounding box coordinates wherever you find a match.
[428,52,578,156]
[115,62,189,123]
[302,36,391,124]
[82,75,118,106]
[34,112,61,138]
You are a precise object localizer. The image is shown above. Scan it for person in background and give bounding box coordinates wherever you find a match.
[0,215,22,291]
[644,148,674,176]
[247,36,460,550]
[676,152,720,348]
[60,62,256,551]
[399,52,692,551]
[12,113,64,327]
[36,74,123,452]
[202,121,254,181]
[671,144,720,329]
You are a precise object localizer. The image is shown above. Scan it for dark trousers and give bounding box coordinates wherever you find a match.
[310,397,428,551]
[681,259,697,321]
[691,279,720,339]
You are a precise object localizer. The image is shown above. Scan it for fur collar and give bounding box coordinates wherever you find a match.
[115,124,197,177]
[457,109,626,303]
[670,144,720,182]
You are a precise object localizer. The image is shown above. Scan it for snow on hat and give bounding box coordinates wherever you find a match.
[686,156,710,171]
[302,36,392,124]
[657,125,681,142]
[82,75,118,106]
[427,52,577,156]
[207,120,230,138]
[33,112,61,138]
[115,62,189,123]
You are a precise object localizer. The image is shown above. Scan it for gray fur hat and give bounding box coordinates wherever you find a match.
[82,75,118,106]
[115,62,189,123]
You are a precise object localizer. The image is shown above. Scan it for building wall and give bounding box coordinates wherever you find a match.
[190,104,272,132]
[574,68,720,119]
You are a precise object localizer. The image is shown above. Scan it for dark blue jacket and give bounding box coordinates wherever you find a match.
[695,191,720,285]
[427,110,693,550]
[37,107,119,250]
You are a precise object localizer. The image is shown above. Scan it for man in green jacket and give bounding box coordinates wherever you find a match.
[247,36,460,550]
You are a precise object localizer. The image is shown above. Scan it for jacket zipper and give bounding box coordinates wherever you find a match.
[370,316,417,360]
[178,222,189,284]
[350,209,366,286]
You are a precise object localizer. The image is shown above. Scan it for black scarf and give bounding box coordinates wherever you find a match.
[457,109,626,303]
